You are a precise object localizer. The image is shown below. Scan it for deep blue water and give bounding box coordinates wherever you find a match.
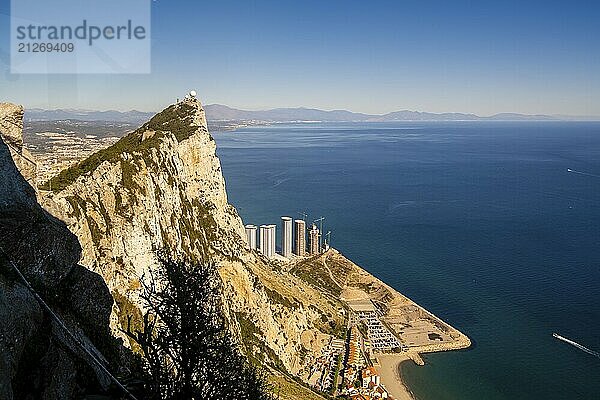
[213,122,600,400]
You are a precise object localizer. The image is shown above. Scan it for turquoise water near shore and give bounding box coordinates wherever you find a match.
[213,122,600,400]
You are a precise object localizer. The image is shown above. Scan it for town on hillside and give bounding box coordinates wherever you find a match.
[246,215,399,399]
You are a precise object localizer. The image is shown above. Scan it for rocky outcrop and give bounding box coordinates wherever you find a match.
[0,105,120,399]
[0,103,37,185]
[41,97,343,378]
[43,98,246,292]
[0,103,24,149]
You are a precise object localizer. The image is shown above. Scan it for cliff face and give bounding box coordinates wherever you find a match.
[0,103,37,185]
[43,99,246,292]
[0,104,118,399]
[42,98,343,377]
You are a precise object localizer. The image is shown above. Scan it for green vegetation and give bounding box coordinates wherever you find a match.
[64,194,86,219]
[263,286,299,309]
[174,195,220,261]
[114,190,129,217]
[353,282,374,293]
[40,103,200,192]
[291,256,342,297]
[315,314,346,339]
[236,311,262,365]
[323,256,354,285]
[95,194,113,233]
[268,374,327,400]
[236,312,285,371]
[142,102,199,142]
[290,258,348,339]
[123,256,275,400]
[85,215,103,248]
[120,159,144,193]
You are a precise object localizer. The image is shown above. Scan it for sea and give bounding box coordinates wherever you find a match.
[213,121,600,400]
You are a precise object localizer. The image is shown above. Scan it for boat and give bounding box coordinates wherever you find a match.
[553,333,600,358]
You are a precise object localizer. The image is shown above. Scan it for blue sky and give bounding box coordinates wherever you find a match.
[0,0,599,115]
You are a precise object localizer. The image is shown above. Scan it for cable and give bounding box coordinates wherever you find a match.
[0,244,139,400]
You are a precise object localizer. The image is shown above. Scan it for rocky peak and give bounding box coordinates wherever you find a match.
[134,97,207,143]
[0,103,24,150]
[41,98,210,194]
[40,95,342,388]
[0,103,36,185]
[41,96,247,329]
[182,96,208,129]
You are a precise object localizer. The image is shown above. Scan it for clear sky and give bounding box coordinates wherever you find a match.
[0,0,599,115]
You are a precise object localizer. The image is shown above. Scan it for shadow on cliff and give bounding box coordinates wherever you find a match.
[0,130,143,398]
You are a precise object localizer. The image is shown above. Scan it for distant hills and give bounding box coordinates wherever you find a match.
[203,105,562,121]
[25,108,155,124]
[204,105,599,122]
[24,105,599,123]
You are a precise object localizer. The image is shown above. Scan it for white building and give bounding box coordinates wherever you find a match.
[260,224,276,258]
[361,367,381,389]
[259,225,268,256]
[245,224,257,249]
[267,224,276,257]
[281,217,293,257]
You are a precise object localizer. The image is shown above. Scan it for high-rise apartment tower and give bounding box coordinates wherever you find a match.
[281,217,293,257]
[294,219,306,256]
[245,224,257,249]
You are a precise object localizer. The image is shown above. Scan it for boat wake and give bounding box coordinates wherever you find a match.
[553,333,600,359]
[567,168,600,178]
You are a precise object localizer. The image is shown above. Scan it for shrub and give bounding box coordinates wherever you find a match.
[123,254,275,400]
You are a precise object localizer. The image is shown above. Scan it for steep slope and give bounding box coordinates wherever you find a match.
[0,104,122,399]
[42,98,247,289]
[41,97,343,387]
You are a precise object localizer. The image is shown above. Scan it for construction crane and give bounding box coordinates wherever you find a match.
[297,211,308,221]
[313,216,325,249]
[324,231,332,250]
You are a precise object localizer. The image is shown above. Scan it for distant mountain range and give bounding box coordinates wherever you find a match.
[25,108,155,124]
[204,105,599,122]
[24,105,599,123]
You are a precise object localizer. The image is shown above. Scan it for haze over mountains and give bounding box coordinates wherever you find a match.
[24,105,599,124]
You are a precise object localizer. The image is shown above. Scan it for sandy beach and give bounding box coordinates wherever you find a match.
[376,354,417,400]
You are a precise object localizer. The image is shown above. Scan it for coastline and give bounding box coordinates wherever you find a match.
[376,354,416,400]
[329,247,471,400]
[292,249,471,399]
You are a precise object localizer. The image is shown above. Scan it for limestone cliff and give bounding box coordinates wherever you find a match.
[0,103,36,185]
[41,98,344,383]
[0,104,122,399]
